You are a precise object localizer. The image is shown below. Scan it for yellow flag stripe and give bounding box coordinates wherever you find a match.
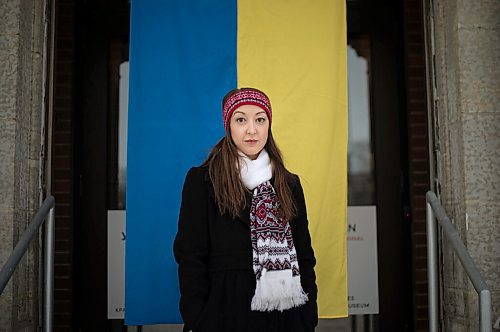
[237,0,348,318]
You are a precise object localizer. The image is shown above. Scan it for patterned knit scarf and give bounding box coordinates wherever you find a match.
[239,150,308,312]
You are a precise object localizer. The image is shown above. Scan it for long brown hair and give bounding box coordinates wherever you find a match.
[202,88,296,220]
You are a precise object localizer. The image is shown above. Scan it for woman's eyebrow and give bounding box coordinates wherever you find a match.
[233,110,266,116]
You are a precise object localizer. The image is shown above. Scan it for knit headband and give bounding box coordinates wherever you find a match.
[222,89,272,130]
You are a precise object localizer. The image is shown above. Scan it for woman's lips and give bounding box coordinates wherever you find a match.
[245,140,258,145]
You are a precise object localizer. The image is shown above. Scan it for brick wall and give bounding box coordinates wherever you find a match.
[403,0,431,330]
[52,0,76,330]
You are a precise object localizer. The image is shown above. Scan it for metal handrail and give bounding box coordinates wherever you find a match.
[0,196,55,332]
[426,191,492,332]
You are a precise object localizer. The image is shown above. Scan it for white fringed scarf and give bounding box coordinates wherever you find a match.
[239,150,308,312]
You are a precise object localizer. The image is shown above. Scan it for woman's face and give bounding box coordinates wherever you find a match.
[229,104,269,160]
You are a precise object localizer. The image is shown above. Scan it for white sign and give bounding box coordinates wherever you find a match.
[107,210,126,319]
[347,206,379,315]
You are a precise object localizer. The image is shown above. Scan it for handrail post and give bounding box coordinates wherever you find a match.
[44,206,55,332]
[480,289,491,332]
[426,191,492,331]
[426,201,438,332]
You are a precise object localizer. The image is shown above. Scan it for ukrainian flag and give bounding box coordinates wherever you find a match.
[126,0,347,324]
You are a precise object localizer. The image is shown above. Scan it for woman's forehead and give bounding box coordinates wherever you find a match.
[232,105,268,116]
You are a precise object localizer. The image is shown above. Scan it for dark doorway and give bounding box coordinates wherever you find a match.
[73,0,130,330]
[348,0,413,331]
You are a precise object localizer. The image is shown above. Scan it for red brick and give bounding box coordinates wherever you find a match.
[57,27,74,38]
[407,47,425,58]
[56,47,73,58]
[54,326,71,332]
[415,269,428,281]
[416,318,429,330]
[408,88,426,101]
[406,33,424,44]
[413,217,426,224]
[55,252,71,265]
[55,204,71,216]
[57,15,75,27]
[413,218,426,228]
[412,183,430,192]
[416,282,428,292]
[54,144,71,155]
[412,208,426,220]
[54,264,71,277]
[54,110,74,122]
[53,180,71,193]
[53,132,72,145]
[406,15,423,24]
[53,313,71,325]
[408,76,426,87]
[411,170,429,184]
[55,61,74,73]
[53,2,75,327]
[417,306,429,318]
[409,111,427,123]
[415,233,427,244]
[54,300,71,313]
[54,216,72,227]
[416,292,428,301]
[55,85,73,96]
[55,289,71,301]
[405,0,422,10]
[55,227,71,239]
[56,71,73,82]
[408,98,426,107]
[54,97,73,109]
[53,156,72,169]
[415,257,427,269]
[413,221,426,228]
[415,245,428,257]
[57,2,75,12]
[408,51,424,63]
[410,162,430,172]
[408,66,425,75]
[55,240,71,251]
[54,276,71,289]
[406,21,424,32]
[411,148,430,161]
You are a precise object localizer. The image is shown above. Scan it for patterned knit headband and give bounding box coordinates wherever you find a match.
[222,89,272,130]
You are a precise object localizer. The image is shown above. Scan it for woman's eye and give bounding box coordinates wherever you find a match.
[257,118,266,123]
[236,117,245,123]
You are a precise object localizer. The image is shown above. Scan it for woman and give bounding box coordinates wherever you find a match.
[174,88,318,331]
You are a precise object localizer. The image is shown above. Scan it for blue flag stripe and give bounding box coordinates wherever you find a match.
[126,0,237,324]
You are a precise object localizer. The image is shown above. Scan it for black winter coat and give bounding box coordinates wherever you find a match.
[173,166,318,332]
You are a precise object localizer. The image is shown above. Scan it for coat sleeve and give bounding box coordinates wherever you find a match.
[291,175,319,327]
[173,167,210,331]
